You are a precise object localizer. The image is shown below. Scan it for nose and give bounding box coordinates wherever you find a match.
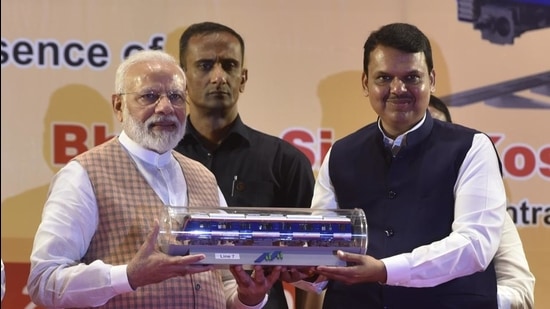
[210,64,227,84]
[390,77,407,94]
[155,94,175,114]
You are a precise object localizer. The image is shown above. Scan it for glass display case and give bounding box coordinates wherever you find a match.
[159,206,367,267]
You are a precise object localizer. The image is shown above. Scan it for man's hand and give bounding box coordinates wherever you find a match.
[279,266,317,283]
[314,250,387,285]
[126,220,213,289]
[230,265,281,306]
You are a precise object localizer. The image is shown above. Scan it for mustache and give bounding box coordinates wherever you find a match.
[145,114,180,127]
[387,94,413,100]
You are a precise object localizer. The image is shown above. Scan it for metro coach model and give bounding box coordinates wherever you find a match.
[159,207,368,267]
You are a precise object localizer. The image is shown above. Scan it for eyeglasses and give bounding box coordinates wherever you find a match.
[119,90,186,107]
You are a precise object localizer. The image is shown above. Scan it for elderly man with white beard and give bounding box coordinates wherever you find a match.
[27,49,280,309]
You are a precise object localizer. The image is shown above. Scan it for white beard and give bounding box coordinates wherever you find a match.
[121,105,185,153]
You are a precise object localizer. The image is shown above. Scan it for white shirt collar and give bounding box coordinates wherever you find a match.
[378,112,427,146]
[118,131,173,168]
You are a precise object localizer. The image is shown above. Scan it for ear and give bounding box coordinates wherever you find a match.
[430,69,436,93]
[112,94,124,122]
[239,68,248,93]
[361,72,369,97]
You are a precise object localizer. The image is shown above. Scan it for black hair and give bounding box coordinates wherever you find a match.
[179,21,245,70]
[429,95,452,123]
[363,23,433,74]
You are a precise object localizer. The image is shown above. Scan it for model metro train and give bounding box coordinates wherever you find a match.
[175,212,356,248]
[161,207,367,266]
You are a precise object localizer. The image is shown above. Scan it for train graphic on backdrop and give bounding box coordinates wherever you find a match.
[160,208,368,267]
[441,71,550,109]
[457,0,550,44]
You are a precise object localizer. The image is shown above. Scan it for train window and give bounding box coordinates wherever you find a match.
[241,222,251,230]
[259,222,274,231]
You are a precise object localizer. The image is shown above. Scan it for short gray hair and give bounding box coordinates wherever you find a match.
[114,50,185,94]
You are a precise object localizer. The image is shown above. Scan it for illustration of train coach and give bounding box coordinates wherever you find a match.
[160,207,368,267]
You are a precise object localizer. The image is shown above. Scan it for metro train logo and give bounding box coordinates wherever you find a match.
[254,251,283,263]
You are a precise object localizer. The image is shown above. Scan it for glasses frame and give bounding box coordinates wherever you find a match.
[118,90,186,107]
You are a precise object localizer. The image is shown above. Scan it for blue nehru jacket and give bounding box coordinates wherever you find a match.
[323,113,497,309]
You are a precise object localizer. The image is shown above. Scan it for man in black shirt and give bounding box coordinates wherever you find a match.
[174,21,315,309]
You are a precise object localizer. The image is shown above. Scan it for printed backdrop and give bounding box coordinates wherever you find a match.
[2,0,549,307]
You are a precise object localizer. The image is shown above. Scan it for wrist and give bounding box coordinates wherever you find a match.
[304,273,320,283]
[237,292,268,308]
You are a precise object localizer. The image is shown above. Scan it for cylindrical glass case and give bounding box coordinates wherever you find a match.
[159,206,367,267]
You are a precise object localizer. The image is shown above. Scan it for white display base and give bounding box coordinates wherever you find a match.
[166,244,361,267]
